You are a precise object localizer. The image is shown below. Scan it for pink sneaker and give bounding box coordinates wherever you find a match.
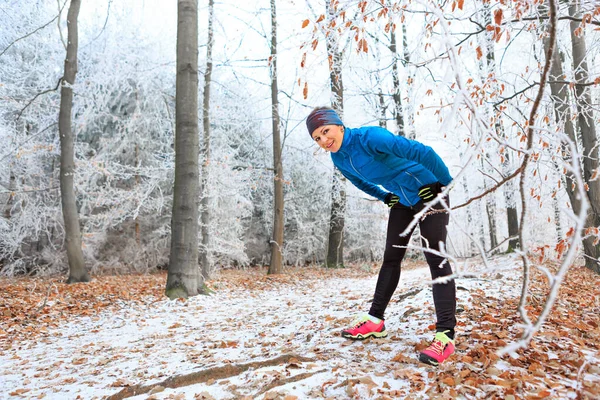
[341,315,387,340]
[419,331,455,366]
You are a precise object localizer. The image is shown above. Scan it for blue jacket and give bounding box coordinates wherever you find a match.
[330,126,453,207]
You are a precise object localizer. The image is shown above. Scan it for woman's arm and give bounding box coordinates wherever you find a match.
[336,164,389,202]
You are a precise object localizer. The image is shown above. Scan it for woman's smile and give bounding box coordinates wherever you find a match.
[311,124,344,153]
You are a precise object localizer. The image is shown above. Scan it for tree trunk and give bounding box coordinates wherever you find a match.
[482,157,498,252]
[546,3,581,214]
[544,37,581,217]
[389,29,404,136]
[268,0,284,275]
[166,0,202,299]
[569,3,600,273]
[553,187,562,243]
[482,2,519,252]
[460,171,477,256]
[59,0,89,284]
[401,22,416,139]
[377,89,387,129]
[325,0,346,268]
[199,0,214,280]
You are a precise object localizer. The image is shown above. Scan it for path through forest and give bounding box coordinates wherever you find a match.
[1,255,599,399]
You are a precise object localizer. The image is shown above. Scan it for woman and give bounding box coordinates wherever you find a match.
[306,107,456,366]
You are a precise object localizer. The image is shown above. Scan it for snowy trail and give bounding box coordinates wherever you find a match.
[1,257,597,399]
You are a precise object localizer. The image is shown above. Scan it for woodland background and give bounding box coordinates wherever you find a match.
[2,1,600,398]
[1,1,599,285]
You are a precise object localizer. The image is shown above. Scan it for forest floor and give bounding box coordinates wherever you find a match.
[1,254,599,400]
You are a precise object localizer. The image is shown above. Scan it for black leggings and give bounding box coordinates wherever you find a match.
[368,197,456,331]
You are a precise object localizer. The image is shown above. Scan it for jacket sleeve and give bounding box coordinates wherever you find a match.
[335,165,389,202]
[365,127,453,185]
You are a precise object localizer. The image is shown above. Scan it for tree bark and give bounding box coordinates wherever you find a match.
[389,28,404,136]
[166,0,202,299]
[325,0,346,268]
[268,0,284,275]
[569,3,600,273]
[199,0,214,280]
[482,2,519,252]
[544,38,581,217]
[59,0,89,284]
[401,21,416,140]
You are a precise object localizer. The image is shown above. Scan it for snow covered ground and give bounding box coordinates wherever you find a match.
[1,255,599,399]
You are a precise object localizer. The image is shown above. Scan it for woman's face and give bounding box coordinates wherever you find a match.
[311,124,344,153]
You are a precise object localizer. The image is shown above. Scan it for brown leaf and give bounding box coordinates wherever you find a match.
[301,19,309,28]
[476,46,483,60]
[494,8,503,25]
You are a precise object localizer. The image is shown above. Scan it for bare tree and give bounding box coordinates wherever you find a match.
[268,0,284,275]
[199,0,214,280]
[324,0,346,268]
[59,0,89,283]
[481,2,519,252]
[568,2,600,274]
[390,26,405,136]
[166,0,202,299]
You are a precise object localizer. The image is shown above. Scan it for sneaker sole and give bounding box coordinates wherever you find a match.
[418,353,441,366]
[341,330,388,340]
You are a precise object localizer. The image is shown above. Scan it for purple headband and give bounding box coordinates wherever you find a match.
[306,109,343,136]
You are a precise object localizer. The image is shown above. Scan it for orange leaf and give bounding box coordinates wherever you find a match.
[303,82,308,100]
[361,38,368,53]
[442,377,455,386]
[458,0,464,10]
[494,8,503,25]
[476,46,483,60]
[300,53,306,68]
[316,14,325,23]
[301,19,309,28]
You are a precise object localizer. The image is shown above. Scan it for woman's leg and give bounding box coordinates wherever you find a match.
[368,204,416,320]
[419,198,456,334]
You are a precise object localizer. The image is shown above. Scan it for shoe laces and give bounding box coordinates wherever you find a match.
[349,314,370,329]
[426,339,445,355]
[427,331,452,355]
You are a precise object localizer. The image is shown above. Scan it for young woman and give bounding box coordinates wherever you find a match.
[306,107,456,366]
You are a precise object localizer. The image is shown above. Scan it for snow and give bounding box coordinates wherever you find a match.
[0,256,597,399]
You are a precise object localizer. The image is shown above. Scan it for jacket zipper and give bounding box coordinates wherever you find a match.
[405,170,424,186]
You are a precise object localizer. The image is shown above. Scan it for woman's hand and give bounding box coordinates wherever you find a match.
[418,182,443,202]
[384,193,400,208]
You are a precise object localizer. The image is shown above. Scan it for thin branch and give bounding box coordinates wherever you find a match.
[0,0,68,58]
[57,0,67,50]
[495,79,599,107]
[90,0,112,43]
[0,123,58,164]
[515,15,600,27]
[106,354,316,400]
[494,83,537,107]
[0,187,60,195]
[16,78,63,121]
[452,166,522,210]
